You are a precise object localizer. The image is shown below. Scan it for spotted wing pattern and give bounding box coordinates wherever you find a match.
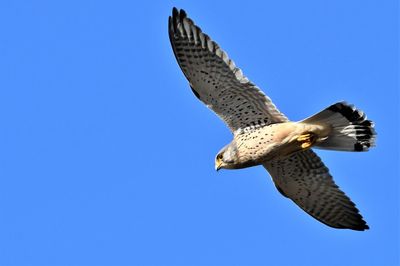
[169,8,287,132]
[263,149,369,230]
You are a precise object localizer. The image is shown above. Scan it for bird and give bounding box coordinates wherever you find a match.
[168,7,376,231]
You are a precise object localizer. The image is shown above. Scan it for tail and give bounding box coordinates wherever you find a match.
[302,102,376,151]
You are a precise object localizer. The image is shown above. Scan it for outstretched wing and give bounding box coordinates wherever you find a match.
[263,149,369,231]
[169,8,287,133]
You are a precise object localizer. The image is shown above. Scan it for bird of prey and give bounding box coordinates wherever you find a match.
[169,7,376,231]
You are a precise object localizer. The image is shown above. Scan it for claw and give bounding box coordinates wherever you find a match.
[297,133,316,149]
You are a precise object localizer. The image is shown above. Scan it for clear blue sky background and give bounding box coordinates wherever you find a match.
[0,1,398,265]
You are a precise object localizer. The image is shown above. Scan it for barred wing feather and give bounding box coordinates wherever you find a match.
[263,149,369,231]
[169,8,287,132]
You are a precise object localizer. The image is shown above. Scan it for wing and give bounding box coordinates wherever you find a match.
[263,149,369,231]
[169,8,287,133]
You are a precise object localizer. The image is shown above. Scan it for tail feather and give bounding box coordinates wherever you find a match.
[303,102,376,152]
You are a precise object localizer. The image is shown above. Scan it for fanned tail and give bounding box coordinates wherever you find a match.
[303,102,376,152]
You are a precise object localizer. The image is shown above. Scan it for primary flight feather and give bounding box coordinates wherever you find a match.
[169,7,376,231]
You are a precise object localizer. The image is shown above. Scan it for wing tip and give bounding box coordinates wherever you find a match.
[171,7,187,24]
[169,7,190,39]
[311,211,370,231]
[349,215,370,231]
[337,222,370,231]
[172,7,179,18]
[324,207,370,231]
[354,224,370,231]
[303,203,370,231]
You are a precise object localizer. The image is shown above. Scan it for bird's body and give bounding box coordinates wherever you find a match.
[220,122,326,169]
[169,8,376,231]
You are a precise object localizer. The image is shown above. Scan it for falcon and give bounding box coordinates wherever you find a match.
[169,7,376,230]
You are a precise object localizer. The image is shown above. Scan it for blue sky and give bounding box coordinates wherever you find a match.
[0,1,398,265]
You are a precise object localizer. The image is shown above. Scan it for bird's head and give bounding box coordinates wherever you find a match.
[215,143,239,171]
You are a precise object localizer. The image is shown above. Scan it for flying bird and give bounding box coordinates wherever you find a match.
[168,7,376,231]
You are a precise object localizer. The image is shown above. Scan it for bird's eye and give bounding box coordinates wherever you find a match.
[217,154,223,160]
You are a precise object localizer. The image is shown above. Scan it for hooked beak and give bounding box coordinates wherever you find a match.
[215,161,222,171]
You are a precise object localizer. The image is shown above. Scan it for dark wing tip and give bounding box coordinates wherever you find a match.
[313,211,370,231]
[172,7,179,18]
[171,7,187,22]
[170,7,179,35]
[170,7,188,38]
[353,214,370,231]
[302,203,370,231]
[179,8,187,20]
[329,197,370,231]
[348,221,369,231]
[346,214,369,231]
[332,208,370,231]
[357,223,370,231]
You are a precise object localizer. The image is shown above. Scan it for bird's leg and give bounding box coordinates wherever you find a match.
[297,132,317,149]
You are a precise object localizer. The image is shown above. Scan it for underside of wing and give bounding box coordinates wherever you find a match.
[263,149,369,231]
[169,8,288,132]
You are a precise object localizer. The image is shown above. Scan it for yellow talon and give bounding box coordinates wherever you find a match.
[301,141,312,149]
[297,133,316,149]
[297,133,311,142]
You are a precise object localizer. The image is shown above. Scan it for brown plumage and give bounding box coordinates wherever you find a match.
[169,7,375,231]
